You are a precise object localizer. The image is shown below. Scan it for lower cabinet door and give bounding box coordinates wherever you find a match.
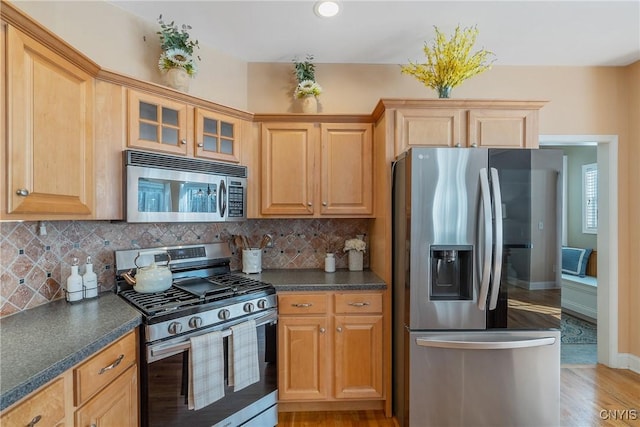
[334,314,383,399]
[278,316,328,401]
[75,365,138,427]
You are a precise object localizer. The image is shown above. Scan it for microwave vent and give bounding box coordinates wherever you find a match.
[125,150,247,178]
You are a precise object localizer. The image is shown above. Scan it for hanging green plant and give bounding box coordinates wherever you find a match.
[401,25,495,98]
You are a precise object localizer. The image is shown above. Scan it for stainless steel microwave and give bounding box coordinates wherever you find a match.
[124,150,247,223]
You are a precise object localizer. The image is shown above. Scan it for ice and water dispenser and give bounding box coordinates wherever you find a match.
[430,245,473,300]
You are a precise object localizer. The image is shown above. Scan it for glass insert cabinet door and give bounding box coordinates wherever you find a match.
[128,90,190,155]
[195,108,242,163]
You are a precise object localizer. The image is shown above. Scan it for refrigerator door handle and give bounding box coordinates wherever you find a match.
[477,168,492,311]
[416,336,556,350]
[489,168,503,310]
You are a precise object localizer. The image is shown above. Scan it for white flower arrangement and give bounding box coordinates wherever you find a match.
[294,80,322,99]
[344,238,366,252]
[157,15,200,77]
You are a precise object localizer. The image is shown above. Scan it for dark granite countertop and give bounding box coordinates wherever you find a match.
[238,269,387,291]
[0,293,141,411]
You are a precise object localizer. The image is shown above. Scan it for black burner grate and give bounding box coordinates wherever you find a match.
[119,273,273,317]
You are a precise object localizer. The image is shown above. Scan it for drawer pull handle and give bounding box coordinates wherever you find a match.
[99,354,124,375]
[348,302,370,307]
[292,303,312,308]
[27,415,42,427]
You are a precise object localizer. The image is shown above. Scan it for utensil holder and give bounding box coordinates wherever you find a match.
[242,249,262,274]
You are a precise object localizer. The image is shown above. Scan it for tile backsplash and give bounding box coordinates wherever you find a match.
[0,219,370,318]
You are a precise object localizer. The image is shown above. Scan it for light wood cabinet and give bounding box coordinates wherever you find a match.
[394,100,544,155]
[0,330,139,427]
[74,365,138,427]
[260,121,373,217]
[2,24,94,219]
[127,90,191,156]
[194,108,242,163]
[0,377,66,427]
[278,315,329,401]
[277,291,383,404]
[73,330,137,406]
[127,90,243,163]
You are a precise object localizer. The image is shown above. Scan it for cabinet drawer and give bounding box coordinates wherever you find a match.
[334,292,382,314]
[74,331,137,406]
[278,293,328,315]
[0,377,65,427]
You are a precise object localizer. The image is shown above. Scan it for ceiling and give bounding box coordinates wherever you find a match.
[109,0,640,66]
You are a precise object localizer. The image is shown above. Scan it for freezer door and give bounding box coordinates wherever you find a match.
[408,330,560,427]
[488,149,563,329]
[405,148,489,330]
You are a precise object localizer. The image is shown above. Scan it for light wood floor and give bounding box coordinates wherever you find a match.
[278,365,640,427]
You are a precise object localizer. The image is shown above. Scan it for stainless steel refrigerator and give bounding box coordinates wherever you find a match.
[392,147,562,427]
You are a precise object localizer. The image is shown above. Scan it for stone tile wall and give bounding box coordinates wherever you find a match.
[0,219,369,317]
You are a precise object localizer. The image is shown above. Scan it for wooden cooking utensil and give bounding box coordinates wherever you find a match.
[234,235,244,250]
[259,234,272,249]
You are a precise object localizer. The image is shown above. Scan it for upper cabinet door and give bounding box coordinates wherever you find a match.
[127,90,190,155]
[3,25,94,217]
[396,108,462,153]
[468,109,539,148]
[261,122,316,215]
[320,123,373,216]
[194,108,241,163]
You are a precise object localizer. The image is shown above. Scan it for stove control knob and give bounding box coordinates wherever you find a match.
[189,317,203,329]
[168,321,183,335]
[218,309,230,320]
[243,302,254,313]
[257,299,268,309]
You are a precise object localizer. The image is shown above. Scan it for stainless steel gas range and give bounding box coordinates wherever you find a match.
[114,242,277,427]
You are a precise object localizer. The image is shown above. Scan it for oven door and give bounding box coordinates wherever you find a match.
[142,310,278,427]
[127,165,240,223]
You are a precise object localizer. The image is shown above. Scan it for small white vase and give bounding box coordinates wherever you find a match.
[300,95,318,113]
[325,253,336,273]
[348,250,363,271]
[163,67,190,92]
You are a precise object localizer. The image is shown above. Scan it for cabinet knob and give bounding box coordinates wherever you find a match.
[15,188,29,196]
[322,202,327,206]
[336,327,342,333]
[471,143,477,148]
[455,143,461,148]
[27,415,42,427]
[197,143,204,147]
[180,139,187,145]
[307,202,312,207]
[320,328,326,333]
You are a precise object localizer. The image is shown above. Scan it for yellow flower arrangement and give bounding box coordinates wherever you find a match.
[401,25,495,98]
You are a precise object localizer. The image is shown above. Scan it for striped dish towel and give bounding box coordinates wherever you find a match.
[228,319,260,391]
[188,330,224,410]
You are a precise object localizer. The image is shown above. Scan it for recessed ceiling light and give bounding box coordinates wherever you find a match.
[314,1,340,18]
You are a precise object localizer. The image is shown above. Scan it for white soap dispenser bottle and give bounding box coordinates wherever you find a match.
[82,256,98,299]
[66,257,83,302]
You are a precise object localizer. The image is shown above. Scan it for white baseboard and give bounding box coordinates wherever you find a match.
[616,353,640,374]
[512,278,558,290]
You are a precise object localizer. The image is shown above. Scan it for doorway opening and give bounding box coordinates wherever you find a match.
[540,135,619,367]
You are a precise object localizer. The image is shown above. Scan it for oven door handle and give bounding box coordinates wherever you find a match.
[149,310,277,361]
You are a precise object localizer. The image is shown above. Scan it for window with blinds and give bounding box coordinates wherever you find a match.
[582,163,598,234]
